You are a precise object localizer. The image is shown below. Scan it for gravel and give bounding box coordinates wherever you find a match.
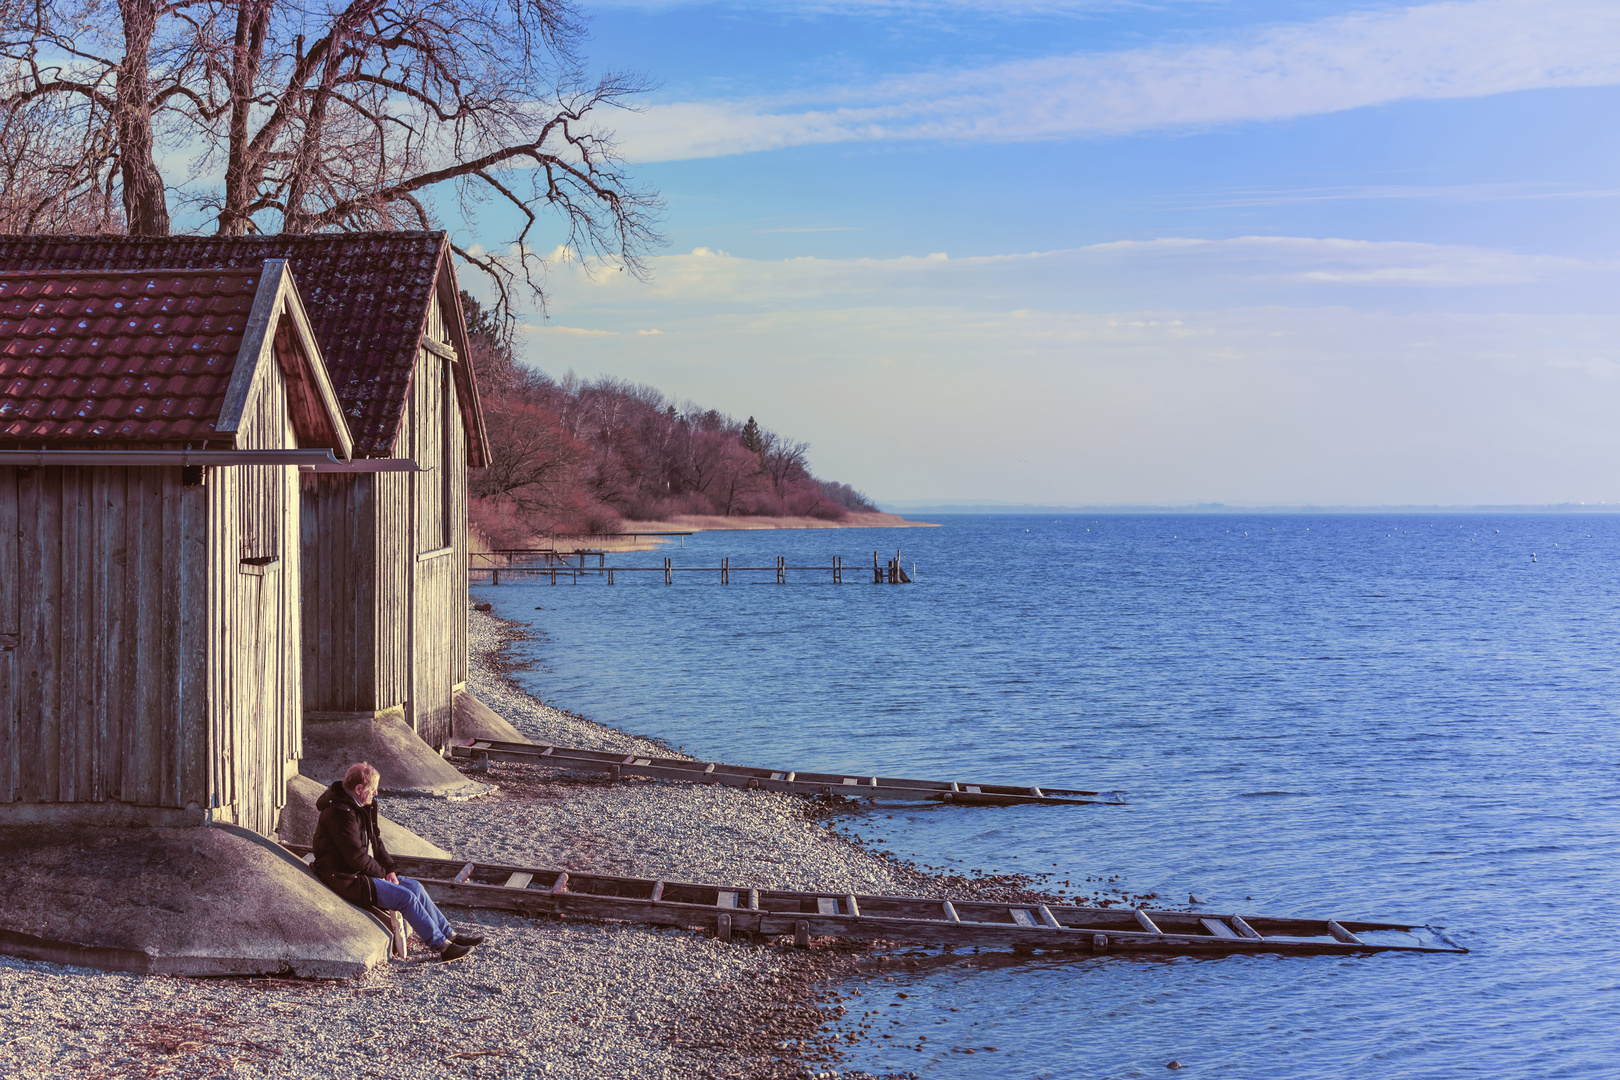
[0,608,930,1080]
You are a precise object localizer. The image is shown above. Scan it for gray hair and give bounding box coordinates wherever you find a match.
[343,762,380,793]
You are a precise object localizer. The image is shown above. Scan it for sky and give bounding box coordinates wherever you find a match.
[476,0,1620,508]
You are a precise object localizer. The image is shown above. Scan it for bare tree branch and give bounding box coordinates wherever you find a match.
[2,0,662,315]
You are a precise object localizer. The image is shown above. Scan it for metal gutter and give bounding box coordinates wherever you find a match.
[0,449,421,471]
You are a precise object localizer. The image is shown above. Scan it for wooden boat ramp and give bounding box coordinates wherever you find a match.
[449,739,1126,807]
[288,849,1465,957]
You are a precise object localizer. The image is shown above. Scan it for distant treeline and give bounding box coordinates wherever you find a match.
[463,293,877,545]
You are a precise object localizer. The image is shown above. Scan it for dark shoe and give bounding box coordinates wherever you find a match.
[451,933,485,947]
[438,941,473,962]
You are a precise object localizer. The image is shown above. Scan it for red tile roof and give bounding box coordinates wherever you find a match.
[0,232,484,462]
[0,268,262,444]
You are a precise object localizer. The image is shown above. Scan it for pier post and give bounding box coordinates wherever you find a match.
[873,551,881,584]
[777,556,785,585]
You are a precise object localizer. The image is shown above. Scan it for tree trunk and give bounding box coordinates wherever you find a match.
[219,0,273,235]
[115,0,168,235]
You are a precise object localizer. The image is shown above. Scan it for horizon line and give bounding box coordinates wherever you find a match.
[879,502,1620,514]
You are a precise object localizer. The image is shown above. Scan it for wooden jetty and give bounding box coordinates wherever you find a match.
[450,739,1124,806]
[471,550,913,585]
[285,848,1466,956]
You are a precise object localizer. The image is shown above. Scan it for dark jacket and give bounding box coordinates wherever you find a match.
[311,781,396,907]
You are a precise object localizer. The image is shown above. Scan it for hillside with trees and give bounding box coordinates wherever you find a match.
[463,294,876,545]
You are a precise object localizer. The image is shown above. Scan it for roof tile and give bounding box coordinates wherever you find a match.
[0,232,452,456]
[0,268,258,444]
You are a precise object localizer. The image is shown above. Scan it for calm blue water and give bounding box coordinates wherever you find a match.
[472,514,1620,1079]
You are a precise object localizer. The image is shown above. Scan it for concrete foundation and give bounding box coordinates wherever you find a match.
[299,713,491,798]
[453,690,533,744]
[0,825,391,978]
[278,774,452,858]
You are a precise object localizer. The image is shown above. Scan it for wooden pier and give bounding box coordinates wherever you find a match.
[472,550,914,585]
[451,739,1124,806]
[285,848,1466,957]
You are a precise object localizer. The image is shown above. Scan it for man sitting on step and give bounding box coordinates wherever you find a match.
[312,761,484,962]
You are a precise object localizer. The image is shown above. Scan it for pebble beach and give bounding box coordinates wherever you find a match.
[0,608,1042,1080]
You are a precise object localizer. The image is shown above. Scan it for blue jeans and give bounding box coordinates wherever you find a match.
[373,876,453,950]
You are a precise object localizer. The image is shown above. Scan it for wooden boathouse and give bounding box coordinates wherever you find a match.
[0,233,490,754]
[0,262,353,837]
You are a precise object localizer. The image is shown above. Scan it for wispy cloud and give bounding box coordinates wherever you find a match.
[750,225,862,233]
[540,235,1603,312]
[1158,182,1620,211]
[533,325,621,336]
[611,0,1620,160]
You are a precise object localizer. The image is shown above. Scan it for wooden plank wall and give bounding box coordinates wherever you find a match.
[447,315,470,691]
[404,294,465,749]
[375,468,410,714]
[213,340,304,837]
[0,465,209,813]
[293,291,472,738]
[299,473,376,712]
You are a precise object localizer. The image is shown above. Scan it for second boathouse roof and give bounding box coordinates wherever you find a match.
[0,232,487,464]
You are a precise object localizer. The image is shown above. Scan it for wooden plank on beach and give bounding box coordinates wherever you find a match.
[1201,918,1239,939]
[281,844,1466,958]
[504,872,533,890]
[446,738,1123,807]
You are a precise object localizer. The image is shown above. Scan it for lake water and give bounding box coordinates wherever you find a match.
[472,514,1620,1079]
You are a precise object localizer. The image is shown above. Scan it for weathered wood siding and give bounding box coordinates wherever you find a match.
[0,465,209,814]
[298,473,378,713]
[374,468,411,714]
[401,294,467,749]
[0,352,301,837]
[294,292,471,741]
[214,352,303,837]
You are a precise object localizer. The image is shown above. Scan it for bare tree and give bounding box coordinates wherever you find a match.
[0,74,122,232]
[712,440,769,516]
[1,0,201,233]
[761,432,810,491]
[2,0,661,314]
[470,395,584,519]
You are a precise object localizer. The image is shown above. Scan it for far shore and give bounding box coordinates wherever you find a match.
[476,511,938,555]
[618,511,938,533]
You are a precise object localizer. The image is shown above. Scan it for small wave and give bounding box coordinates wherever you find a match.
[1238,790,1304,797]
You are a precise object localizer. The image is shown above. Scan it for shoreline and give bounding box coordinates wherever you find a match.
[0,605,1107,1080]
